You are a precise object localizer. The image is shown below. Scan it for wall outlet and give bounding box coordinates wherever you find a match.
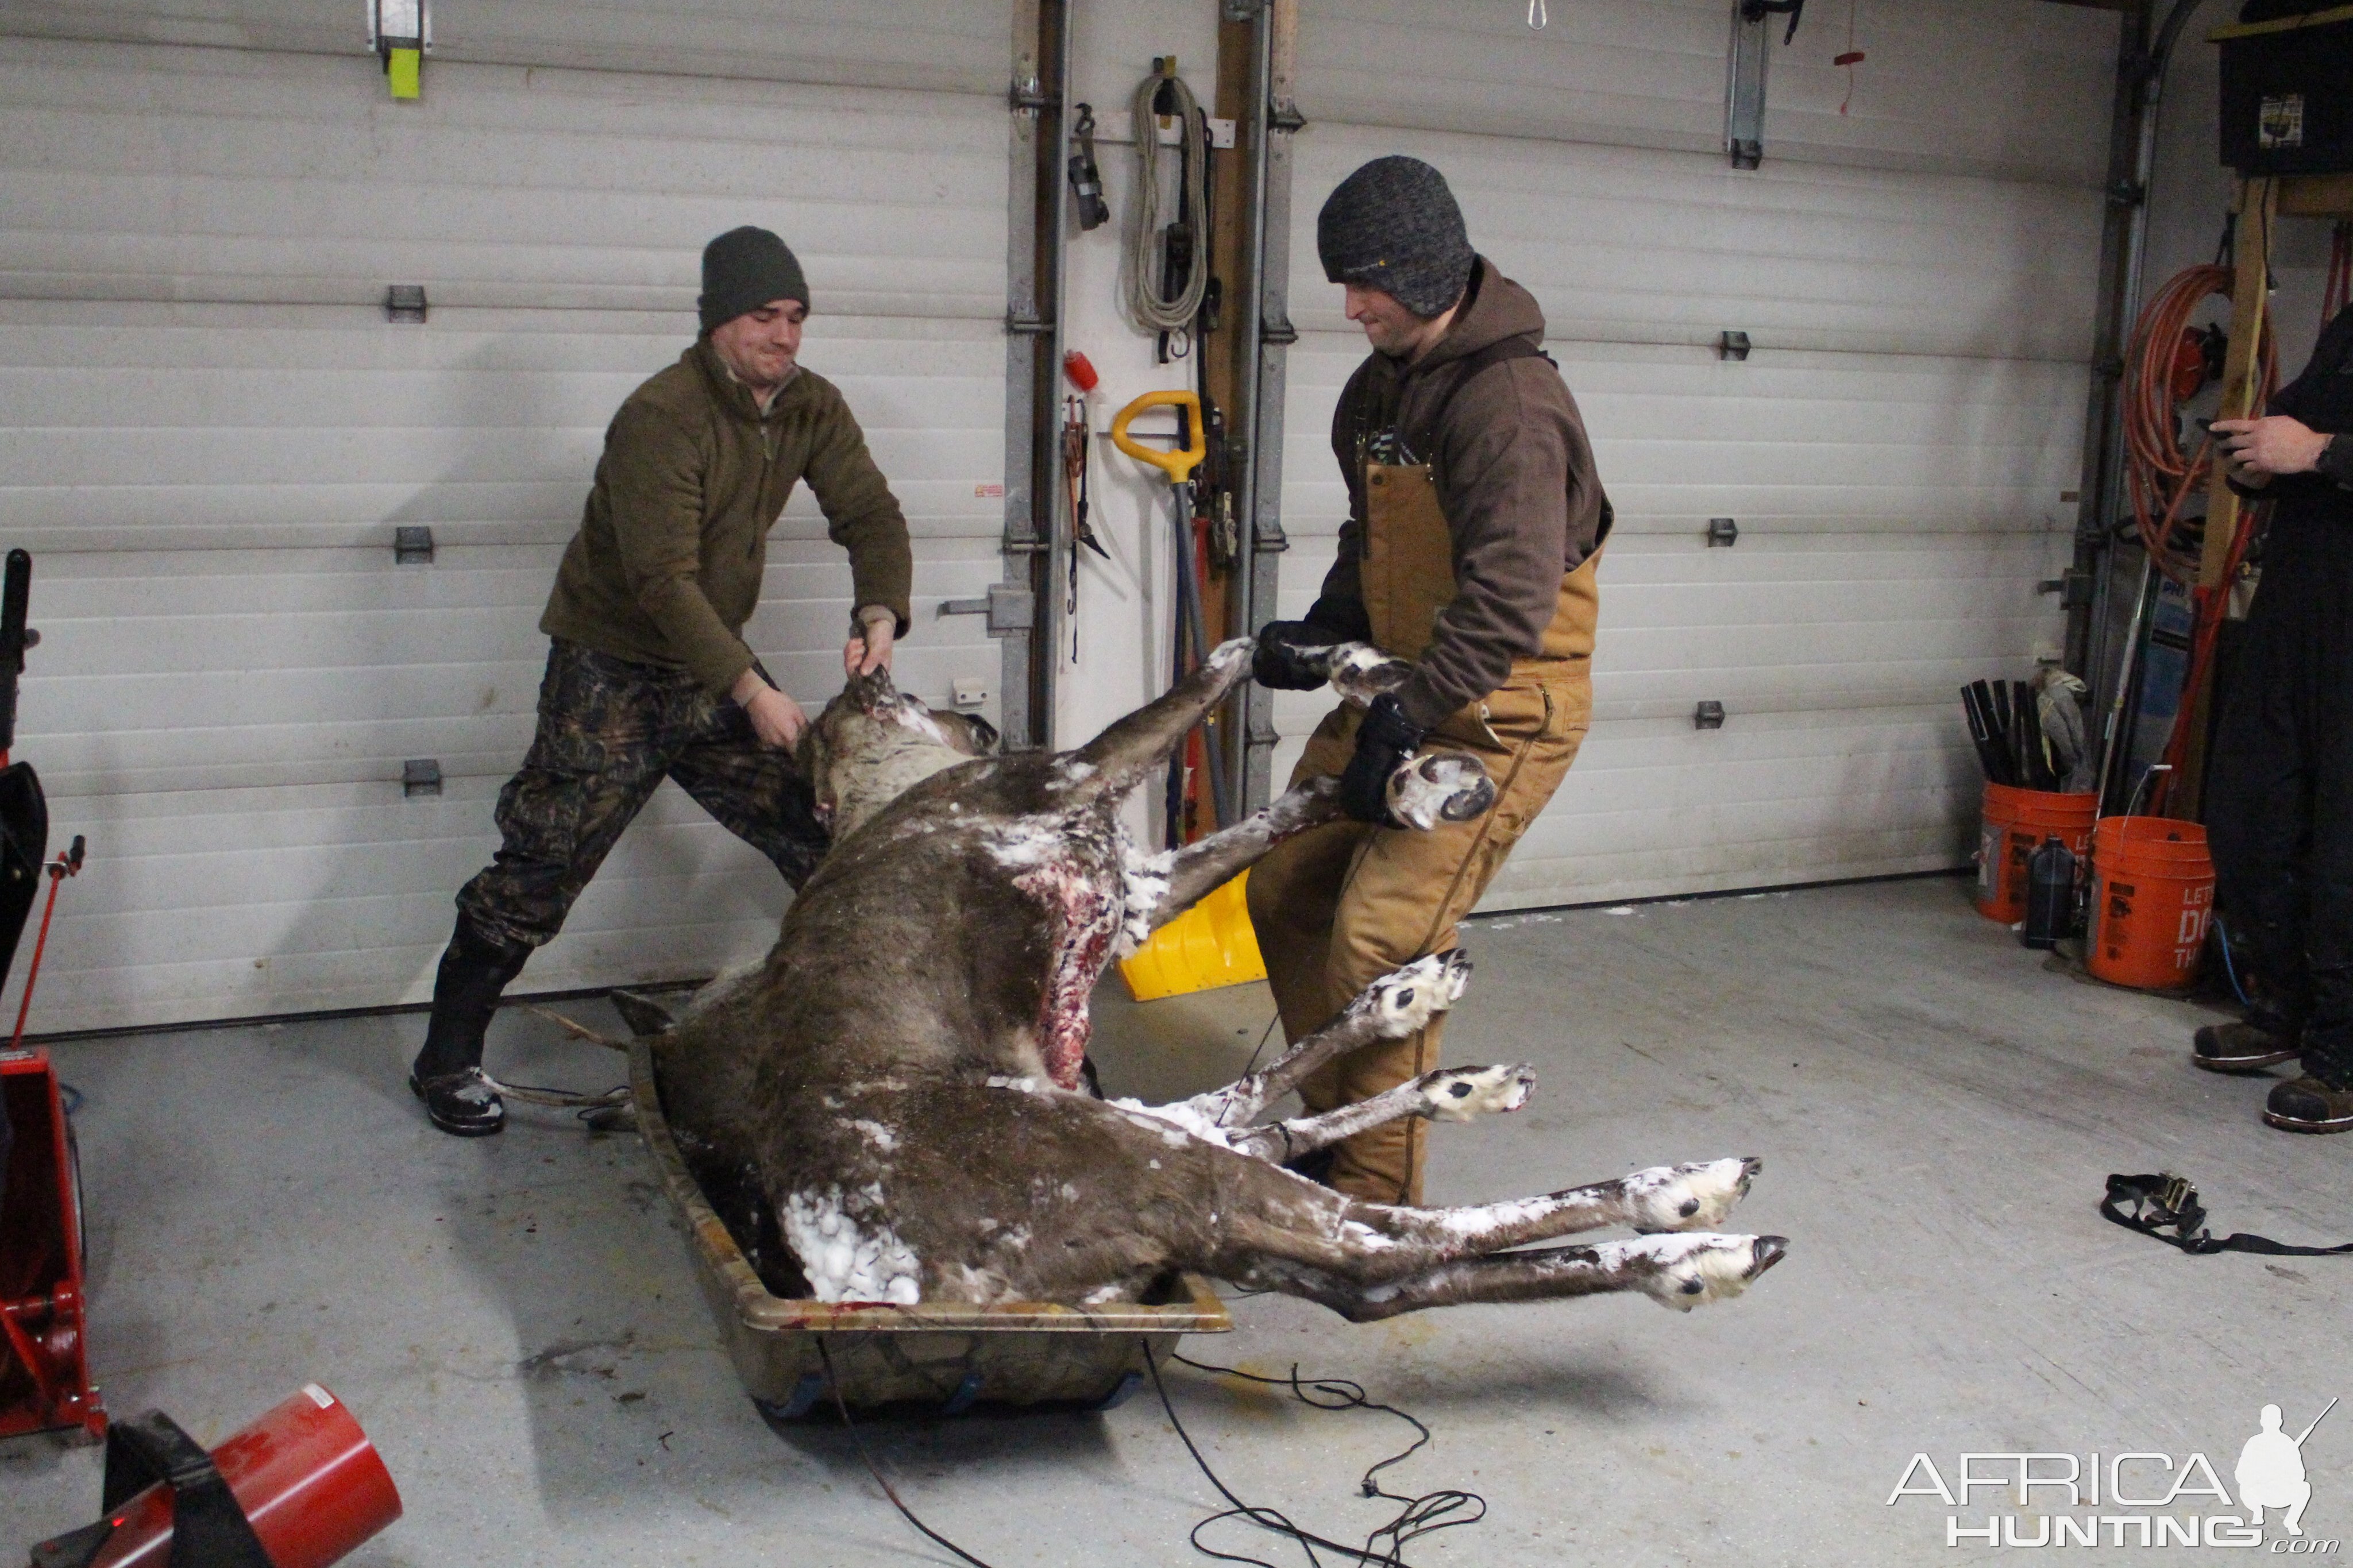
[952,677,989,711]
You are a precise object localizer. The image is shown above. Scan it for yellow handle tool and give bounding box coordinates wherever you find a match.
[1109,389,1206,485]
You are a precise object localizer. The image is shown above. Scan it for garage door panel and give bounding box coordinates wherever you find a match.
[1,775,796,1031]
[1295,0,2116,186]
[17,542,1003,798]
[0,23,1013,1032]
[1280,2,2097,910]
[1279,335,2087,544]
[1485,714,1977,906]
[0,0,1010,91]
[1290,126,2100,360]
[2,42,1008,317]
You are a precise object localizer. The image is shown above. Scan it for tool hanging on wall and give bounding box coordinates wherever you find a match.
[1110,389,1231,843]
[1124,59,1210,362]
[1067,104,1110,231]
[1059,352,1111,665]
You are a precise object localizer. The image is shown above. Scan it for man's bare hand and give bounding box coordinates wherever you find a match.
[844,607,896,677]
[2213,415,2331,482]
[730,668,807,748]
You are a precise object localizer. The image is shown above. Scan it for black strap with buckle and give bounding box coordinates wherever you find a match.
[2101,1172,2353,1258]
[30,1408,276,1568]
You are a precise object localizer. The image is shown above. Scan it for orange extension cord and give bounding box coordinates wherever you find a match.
[2121,261,2279,813]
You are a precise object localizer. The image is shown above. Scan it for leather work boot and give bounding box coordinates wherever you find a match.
[408,918,532,1137]
[2262,1075,2353,1134]
[2192,1019,2301,1073]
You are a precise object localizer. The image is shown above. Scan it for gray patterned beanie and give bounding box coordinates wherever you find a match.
[1315,156,1473,318]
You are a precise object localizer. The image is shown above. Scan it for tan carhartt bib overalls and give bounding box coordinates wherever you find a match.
[1247,358,1603,1206]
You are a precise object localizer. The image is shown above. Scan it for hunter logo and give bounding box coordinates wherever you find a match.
[1887,1400,2339,1550]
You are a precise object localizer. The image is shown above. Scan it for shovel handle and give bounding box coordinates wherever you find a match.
[1109,390,1206,485]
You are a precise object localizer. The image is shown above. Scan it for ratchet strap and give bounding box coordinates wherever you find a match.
[2101,1171,2353,1258]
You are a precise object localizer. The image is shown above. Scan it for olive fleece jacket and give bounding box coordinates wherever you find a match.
[1312,257,1607,728]
[539,338,913,697]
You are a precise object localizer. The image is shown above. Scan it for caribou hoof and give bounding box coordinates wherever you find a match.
[1418,1063,1537,1123]
[1325,642,1414,706]
[1622,1233,1788,1312]
[1387,752,1496,830]
[1351,951,1475,1038]
[1627,1156,1765,1234]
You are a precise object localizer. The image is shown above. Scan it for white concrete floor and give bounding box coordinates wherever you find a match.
[4,876,2346,1565]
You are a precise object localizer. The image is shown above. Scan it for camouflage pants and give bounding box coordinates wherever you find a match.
[456,639,827,951]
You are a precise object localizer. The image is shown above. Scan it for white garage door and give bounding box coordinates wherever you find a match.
[1273,0,2115,907]
[0,5,1013,1033]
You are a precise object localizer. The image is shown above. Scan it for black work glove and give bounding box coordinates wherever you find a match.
[1338,693,1426,825]
[1252,619,1341,691]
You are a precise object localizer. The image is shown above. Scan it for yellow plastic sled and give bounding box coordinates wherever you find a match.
[1117,871,1267,1002]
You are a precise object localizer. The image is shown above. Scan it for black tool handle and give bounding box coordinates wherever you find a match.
[0,550,29,755]
[1961,685,2008,786]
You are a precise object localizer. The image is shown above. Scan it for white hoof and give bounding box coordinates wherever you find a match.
[1351,952,1474,1037]
[1418,1063,1536,1123]
[1614,1233,1788,1312]
[1326,643,1413,706]
[1625,1157,1764,1233]
[1386,752,1496,831]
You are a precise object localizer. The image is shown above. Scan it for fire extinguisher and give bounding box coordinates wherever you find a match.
[29,1385,402,1568]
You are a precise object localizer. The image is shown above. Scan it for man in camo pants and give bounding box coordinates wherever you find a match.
[410,226,913,1137]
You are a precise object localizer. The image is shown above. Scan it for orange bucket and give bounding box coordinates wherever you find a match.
[2085,816,2215,990]
[1976,783,2097,922]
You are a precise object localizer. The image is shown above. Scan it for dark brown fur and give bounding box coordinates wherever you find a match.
[653,641,1785,1319]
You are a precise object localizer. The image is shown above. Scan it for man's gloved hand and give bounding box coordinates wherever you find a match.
[1253,620,1340,691]
[1338,693,1426,825]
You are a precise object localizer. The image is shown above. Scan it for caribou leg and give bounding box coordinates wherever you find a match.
[1170,950,1476,1130]
[1146,778,1344,928]
[1133,746,1496,942]
[1066,637,1257,798]
[1225,1062,1536,1163]
[1231,1233,1789,1322]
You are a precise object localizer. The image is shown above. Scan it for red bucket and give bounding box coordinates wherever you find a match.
[2086,816,2215,991]
[1976,783,2097,922]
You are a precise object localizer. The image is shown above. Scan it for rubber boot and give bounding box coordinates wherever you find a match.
[408,918,532,1137]
[2193,1018,2301,1073]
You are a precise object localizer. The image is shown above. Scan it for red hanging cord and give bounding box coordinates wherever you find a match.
[1835,0,1865,115]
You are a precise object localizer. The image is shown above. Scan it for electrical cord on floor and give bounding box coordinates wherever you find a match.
[1241,1011,1282,1077]
[476,1069,630,1113]
[1150,1351,1486,1568]
[2213,916,2251,1007]
[817,1339,1004,1568]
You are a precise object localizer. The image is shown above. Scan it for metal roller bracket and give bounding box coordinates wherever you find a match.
[939,585,1036,634]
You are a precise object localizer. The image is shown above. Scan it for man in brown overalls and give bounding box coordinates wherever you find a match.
[1248,156,1609,1204]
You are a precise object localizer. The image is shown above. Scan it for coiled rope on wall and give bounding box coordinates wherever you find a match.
[1123,66,1210,338]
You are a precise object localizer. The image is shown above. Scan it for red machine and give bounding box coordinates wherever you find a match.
[0,546,101,1443]
[28,1386,404,1568]
[1,1048,98,1442]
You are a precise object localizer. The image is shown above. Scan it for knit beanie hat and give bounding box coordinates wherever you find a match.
[699,226,808,333]
[1316,156,1474,318]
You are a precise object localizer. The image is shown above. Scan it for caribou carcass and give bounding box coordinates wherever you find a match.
[639,640,1785,1320]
